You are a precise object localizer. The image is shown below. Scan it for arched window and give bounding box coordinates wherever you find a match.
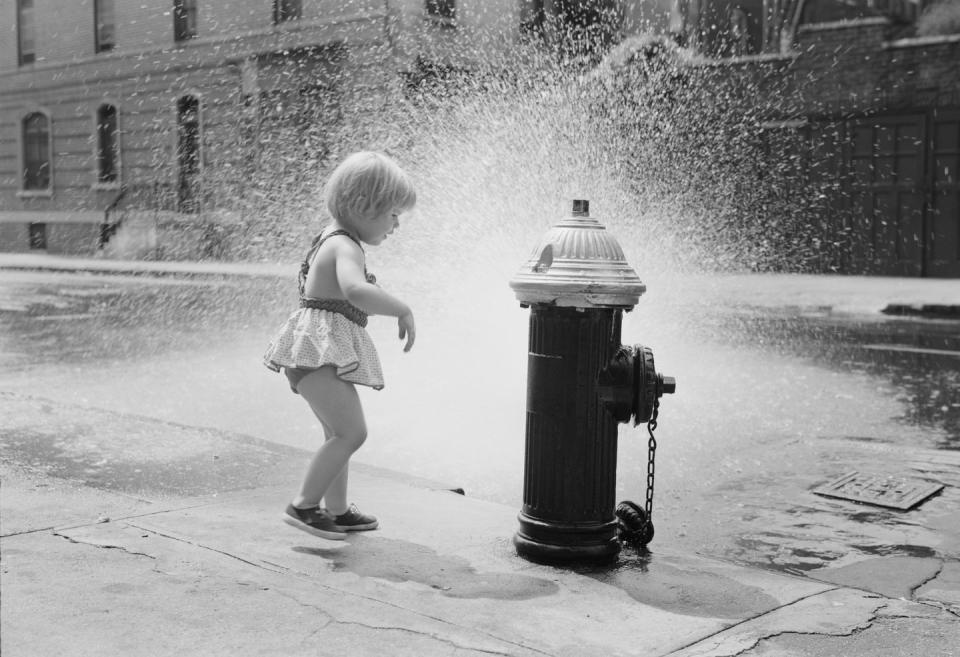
[96,103,120,183]
[22,111,51,191]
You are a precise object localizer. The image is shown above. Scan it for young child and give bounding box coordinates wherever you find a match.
[263,151,417,540]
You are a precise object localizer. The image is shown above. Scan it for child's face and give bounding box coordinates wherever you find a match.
[358,208,400,246]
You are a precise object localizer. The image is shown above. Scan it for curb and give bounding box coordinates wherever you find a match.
[881,303,960,319]
[0,256,294,280]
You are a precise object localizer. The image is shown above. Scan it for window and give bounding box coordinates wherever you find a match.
[426,0,455,20]
[176,95,202,212]
[274,0,302,23]
[22,112,51,191]
[29,223,47,250]
[521,0,545,35]
[96,104,120,183]
[173,0,197,42]
[95,0,115,52]
[18,0,36,64]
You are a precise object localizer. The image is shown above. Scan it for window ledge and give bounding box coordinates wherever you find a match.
[91,181,121,191]
[424,15,457,29]
[17,190,53,198]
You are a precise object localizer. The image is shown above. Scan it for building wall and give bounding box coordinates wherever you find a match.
[0,0,525,255]
[46,222,102,255]
[718,18,960,276]
[0,222,28,252]
[0,0,397,254]
[758,18,960,116]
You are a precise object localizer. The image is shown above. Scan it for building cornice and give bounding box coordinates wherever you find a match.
[0,11,389,94]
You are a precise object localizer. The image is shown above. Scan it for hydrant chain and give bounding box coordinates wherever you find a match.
[644,400,659,525]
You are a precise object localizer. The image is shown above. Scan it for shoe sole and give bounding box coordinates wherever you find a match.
[282,514,347,540]
[335,521,379,532]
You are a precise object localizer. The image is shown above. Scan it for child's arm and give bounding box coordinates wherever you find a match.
[335,240,416,351]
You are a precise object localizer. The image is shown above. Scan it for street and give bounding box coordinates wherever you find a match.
[1,267,958,579]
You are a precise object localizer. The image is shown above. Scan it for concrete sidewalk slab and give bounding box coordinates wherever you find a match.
[5,465,937,657]
[669,593,960,657]
[5,522,506,657]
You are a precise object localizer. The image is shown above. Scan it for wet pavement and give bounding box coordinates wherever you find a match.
[1,265,958,576]
[1,257,959,655]
[3,395,959,656]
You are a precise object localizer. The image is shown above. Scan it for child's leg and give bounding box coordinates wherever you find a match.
[318,419,350,516]
[291,367,366,509]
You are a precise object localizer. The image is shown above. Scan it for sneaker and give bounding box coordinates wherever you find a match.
[329,503,379,531]
[282,504,347,540]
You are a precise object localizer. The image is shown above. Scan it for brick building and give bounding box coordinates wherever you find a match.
[794,19,959,277]
[736,9,959,276]
[3,0,957,275]
[0,0,524,258]
[664,0,958,276]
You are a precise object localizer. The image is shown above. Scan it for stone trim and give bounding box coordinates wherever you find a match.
[798,17,890,33]
[885,33,960,49]
[0,211,104,224]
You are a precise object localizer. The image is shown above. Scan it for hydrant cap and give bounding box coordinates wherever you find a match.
[510,200,646,308]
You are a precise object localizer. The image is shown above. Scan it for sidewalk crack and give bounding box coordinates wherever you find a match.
[663,587,859,656]
[268,583,552,656]
[53,530,157,560]
[126,522,286,574]
[336,620,517,656]
[908,558,945,601]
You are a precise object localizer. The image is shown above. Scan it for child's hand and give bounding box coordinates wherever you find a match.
[398,312,416,352]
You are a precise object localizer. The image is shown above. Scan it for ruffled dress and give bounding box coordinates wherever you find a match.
[263,230,384,393]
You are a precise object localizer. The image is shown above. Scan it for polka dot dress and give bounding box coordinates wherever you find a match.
[264,229,385,392]
[263,307,384,391]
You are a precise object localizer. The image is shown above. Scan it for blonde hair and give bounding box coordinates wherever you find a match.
[324,151,416,226]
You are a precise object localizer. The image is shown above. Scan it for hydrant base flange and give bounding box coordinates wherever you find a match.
[514,513,620,564]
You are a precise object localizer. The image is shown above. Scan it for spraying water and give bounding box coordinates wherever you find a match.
[8,25,954,574]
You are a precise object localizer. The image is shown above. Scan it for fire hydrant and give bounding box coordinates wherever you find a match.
[509,199,676,564]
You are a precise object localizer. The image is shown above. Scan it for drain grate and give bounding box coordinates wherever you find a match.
[813,471,944,510]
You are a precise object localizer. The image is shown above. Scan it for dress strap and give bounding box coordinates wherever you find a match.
[299,229,371,297]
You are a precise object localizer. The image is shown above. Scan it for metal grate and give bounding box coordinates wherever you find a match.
[813,471,944,510]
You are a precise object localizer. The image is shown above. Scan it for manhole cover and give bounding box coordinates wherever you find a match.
[813,471,944,510]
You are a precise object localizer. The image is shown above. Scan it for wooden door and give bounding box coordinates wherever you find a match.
[849,115,926,276]
[929,109,960,277]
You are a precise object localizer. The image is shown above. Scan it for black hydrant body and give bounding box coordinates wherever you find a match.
[510,200,674,565]
[518,305,624,562]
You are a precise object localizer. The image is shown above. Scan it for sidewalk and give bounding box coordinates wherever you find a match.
[4,458,958,656]
[2,252,958,318]
[2,392,959,656]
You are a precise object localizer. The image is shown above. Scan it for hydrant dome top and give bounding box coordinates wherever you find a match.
[510,200,646,308]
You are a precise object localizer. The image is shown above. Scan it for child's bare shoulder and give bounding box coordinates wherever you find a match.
[330,235,363,258]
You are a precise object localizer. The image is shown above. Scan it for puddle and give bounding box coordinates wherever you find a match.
[573,550,781,618]
[294,537,560,601]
